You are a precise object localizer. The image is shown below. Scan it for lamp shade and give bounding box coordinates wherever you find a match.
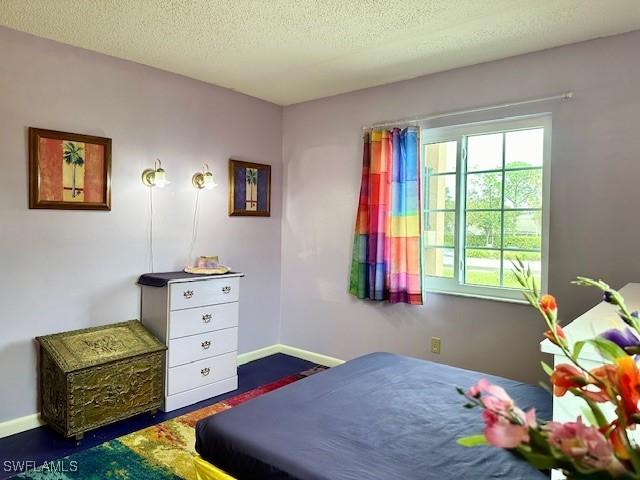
[142,159,169,188]
[154,168,168,188]
[192,164,217,190]
[202,171,216,190]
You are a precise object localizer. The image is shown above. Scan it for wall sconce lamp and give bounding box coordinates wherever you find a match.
[142,159,169,188]
[192,163,217,190]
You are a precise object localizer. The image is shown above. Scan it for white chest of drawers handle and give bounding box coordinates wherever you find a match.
[169,277,240,310]
[168,303,238,340]
[167,352,237,396]
[168,327,238,367]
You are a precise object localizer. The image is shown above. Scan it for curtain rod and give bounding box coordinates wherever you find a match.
[362,91,574,130]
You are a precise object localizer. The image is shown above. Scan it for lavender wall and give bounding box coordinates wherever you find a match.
[281,31,640,384]
[3,23,640,423]
[0,27,283,422]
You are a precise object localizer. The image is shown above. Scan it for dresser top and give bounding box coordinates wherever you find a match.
[138,271,244,287]
[541,282,640,360]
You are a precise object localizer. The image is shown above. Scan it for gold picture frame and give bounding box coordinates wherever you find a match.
[29,127,112,211]
[228,159,271,217]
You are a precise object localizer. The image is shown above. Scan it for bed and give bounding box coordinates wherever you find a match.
[195,352,551,480]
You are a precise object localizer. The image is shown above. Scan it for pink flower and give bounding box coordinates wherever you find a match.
[546,417,624,473]
[469,379,536,449]
[468,379,513,406]
[483,407,536,449]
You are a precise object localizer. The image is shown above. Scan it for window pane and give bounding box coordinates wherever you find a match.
[467,133,503,172]
[465,249,500,286]
[428,173,456,210]
[465,211,501,248]
[505,128,543,169]
[425,247,454,278]
[503,251,541,289]
[425,141,457,174]
[466,172,502,210]
[504,169,542,209]
[503,211,541,250]
[425,211,455,247]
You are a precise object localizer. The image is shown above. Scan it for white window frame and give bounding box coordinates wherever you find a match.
[420,114,551,303]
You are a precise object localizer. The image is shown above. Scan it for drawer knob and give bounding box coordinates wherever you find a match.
[201,340,211,350]
[202,313,212,323]
[222,286,231,294]
[183,290,194,299]
[201,367,210,377]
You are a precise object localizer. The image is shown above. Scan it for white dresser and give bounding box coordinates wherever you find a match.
[540,283,640,479]
[140,273,243,411]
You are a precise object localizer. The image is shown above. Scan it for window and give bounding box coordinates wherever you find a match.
[421,115,550,302]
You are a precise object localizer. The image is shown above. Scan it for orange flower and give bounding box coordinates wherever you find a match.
[540,294,558,316]
[591,364,617,382]
[610,424,630,460]
[616,356,640,421]
[574,364,616,403]
[551,364,587,397]
[544,325,567,347]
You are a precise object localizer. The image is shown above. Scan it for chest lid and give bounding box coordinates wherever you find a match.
[37,320,166,373]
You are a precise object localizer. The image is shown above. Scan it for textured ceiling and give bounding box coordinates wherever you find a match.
[1,1,640,105]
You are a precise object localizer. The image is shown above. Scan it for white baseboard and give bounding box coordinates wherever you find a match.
[236,344,282,365]
[0,344,343,439]
[237,343,344,368]
[0,413,44,439]
[277,344,345,367]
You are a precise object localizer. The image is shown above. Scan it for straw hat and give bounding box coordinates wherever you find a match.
[184,256,231,275]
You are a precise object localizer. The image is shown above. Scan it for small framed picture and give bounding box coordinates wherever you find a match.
[29,127,112,211]
[228,159,271,217]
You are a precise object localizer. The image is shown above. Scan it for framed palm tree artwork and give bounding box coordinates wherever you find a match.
[228,159,271,217]
[29,128,112,210]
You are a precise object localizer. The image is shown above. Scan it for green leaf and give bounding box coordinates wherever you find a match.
[580,405,598,429]
[515,449,558,470]
[584,337,626,361]
[522,291,537,307]
[528,428,551,455]
[572,340,586,359]
[626,439,640,476]
[540,361,554,376]
[457,434,488,447]
[580,396,609,429]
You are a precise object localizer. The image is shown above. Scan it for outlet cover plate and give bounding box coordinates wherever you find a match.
[431,337,441,354]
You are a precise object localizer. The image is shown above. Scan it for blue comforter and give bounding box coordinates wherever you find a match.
[196,352,551,480]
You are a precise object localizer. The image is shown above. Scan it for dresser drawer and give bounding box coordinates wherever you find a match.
[169,277,240,310]
[169,302,238,339]
[168,328,238,367]
[167,351,237,395]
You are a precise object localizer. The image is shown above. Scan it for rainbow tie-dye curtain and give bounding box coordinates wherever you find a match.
[349,127,423,305]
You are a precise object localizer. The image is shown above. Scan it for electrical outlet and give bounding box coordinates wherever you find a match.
[431,337,441,354]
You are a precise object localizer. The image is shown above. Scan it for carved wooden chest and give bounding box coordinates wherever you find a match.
[37,320,166,441]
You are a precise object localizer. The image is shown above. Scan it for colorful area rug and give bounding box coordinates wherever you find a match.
[14,366,326,480]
